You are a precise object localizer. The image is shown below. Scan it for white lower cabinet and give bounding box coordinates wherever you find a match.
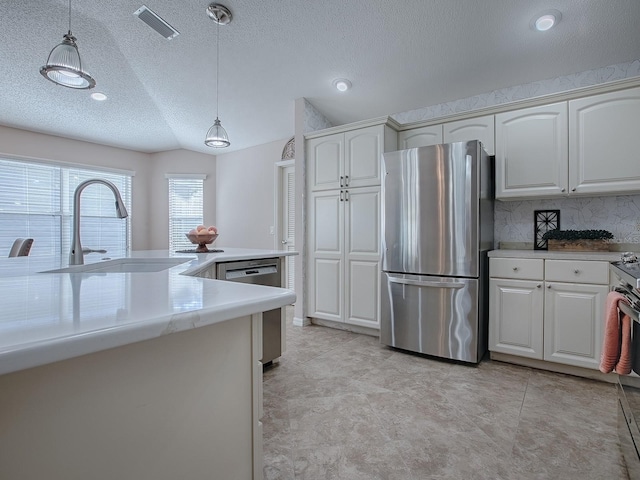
[489,258,544,359]
[544,281,607,369]
[489,257,608,371]
[490,277,544,359]
[308,186,381,329]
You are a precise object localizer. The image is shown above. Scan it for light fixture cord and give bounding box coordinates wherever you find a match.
[216,17,220,119]
[68,0,72,33]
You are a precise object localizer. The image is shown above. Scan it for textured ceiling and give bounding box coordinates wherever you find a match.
[1,0,639,154]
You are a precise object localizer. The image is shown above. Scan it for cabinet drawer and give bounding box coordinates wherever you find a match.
[490,258,544,280]
[544,260,609,284]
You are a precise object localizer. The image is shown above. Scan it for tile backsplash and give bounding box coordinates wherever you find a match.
[495,195,640,246]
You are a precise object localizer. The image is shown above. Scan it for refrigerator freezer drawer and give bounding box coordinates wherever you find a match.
[381,272,483,363]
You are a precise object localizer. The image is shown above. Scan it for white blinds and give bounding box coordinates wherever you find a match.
[0,158,132,258]
[285,169,295,290]
[167,177,204,252]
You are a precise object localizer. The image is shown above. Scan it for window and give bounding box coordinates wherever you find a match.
[0,158,132,257]
[167,174,206,252]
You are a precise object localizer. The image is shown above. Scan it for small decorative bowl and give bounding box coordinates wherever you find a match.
[185,232,219,253]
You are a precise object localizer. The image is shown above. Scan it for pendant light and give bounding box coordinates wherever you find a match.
[204,3,232,148]
[40,0,96,89]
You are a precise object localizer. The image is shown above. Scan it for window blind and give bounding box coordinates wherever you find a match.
[168,177,204,252]
[0,158,132,258]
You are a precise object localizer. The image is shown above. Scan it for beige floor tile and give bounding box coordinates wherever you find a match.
[263,309,628,479]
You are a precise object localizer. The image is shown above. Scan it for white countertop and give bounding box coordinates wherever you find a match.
[488,249,624,262]
[0,249,297,376]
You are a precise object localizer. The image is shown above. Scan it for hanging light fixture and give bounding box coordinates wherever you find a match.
[40,0,96,89]
[204,3,232,148]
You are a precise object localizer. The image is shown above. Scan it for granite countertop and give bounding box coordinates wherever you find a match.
[488,249,625,262]
[0,249,297,376]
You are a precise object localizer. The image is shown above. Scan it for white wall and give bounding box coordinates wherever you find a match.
[0,125,153,250]
[0,125,220,251]
[215,139,288,249]
[148,149,217,250]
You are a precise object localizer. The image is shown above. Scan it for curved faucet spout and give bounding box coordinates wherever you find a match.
[69,179,129,266]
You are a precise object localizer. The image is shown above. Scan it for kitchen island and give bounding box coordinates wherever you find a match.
[0,249,296,480]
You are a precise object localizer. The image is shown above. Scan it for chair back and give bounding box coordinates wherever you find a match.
[8,238,33,257]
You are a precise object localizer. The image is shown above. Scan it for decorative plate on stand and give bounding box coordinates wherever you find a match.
[534,210,560,250]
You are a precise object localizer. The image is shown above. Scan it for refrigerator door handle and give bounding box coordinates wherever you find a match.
[387,277,465,289]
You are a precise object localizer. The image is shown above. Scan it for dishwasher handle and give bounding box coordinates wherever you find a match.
[225,265,278,280]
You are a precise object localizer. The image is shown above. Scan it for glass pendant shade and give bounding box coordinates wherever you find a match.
[40,32,96,89]
[204,117,230,148]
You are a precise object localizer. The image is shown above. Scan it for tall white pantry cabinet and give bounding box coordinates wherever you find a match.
[306,120,397,329]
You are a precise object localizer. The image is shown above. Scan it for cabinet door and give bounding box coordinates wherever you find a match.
[489,278,543,359]
[569,86,640,195]
[308,190,344,321]
[344,186,380,328]
[495,102,568,199]
[344,126,384,188]
[443,115,495,155]
[307,133,343,191]
[544,282,607,370]
[398,125,443,149]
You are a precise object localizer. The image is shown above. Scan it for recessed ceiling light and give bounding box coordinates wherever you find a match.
[90,92,107,101]
[531,10,561,31]
[333,79,352,92]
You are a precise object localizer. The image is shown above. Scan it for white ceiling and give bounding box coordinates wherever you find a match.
[1,0,639,154]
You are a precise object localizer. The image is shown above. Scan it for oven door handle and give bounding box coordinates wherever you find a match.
[619,302,640,323]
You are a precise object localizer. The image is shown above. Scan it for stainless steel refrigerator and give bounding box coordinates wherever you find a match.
[380,140,494,363]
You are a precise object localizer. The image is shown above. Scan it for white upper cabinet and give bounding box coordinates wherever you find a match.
[495,102,568,199]
[307,132,344,191]
[308,125,391,191]
[569,86,640,195]
[344,126,384,189]
[443,115,495,155]
[398,125,443,149]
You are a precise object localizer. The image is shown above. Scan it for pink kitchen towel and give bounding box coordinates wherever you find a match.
[599,291,631,374]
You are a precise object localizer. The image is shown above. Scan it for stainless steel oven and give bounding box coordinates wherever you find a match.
[610,254,640,478]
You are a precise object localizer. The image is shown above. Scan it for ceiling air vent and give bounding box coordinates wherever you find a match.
[133,5,179,40]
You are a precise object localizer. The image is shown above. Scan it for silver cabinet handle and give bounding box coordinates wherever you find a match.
[574,269,580,274]
[571,187,576,192]
[345,190,349,201]
[547,284,551,289]
[345,175,349,186]
[561,188,566,192]
[281,240,288,245]
[339,191,344,201]
[340,176,344,188]
[388,277,465,289]
[513,267,519,271]
[536,284,541,288]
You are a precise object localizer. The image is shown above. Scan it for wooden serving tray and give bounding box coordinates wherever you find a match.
[547,239,610,251]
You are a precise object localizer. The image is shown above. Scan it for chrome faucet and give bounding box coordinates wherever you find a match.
[69,179,129,266]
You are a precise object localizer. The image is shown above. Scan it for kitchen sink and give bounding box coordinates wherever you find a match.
[41,257,190,274]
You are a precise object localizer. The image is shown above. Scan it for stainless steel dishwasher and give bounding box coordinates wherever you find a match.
[216,257,283,365]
